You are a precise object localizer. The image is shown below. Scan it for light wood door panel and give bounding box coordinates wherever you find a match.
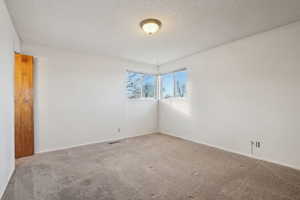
[15,54,34,158]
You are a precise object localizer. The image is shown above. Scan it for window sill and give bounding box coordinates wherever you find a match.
[160,97,187,100]
[127,98,158,102]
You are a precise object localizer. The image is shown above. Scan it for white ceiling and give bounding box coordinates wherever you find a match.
[6,0,300,65]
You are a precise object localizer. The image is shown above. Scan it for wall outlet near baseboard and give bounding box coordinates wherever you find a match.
[255,141,261,148]
[250,140,262,155]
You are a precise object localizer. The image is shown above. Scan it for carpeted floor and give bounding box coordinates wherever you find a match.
[3,133,300,200]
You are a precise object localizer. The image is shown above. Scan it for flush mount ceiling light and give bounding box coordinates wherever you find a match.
[140,18,162,35]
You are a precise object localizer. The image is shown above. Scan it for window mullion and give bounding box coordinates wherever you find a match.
[140,74,144,98]
[173,72,176,97]
[157,75,160,99]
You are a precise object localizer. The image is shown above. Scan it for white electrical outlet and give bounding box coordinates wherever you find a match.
[250,140,262,156]
[251,140,262,157]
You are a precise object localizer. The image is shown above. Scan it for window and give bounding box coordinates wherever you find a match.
[142,74,156,98]
[160,69,187,99]
[161,73,174,98]
[174,70,187,97]
[126,71,157,99]
[126,69,187,99]
[127,72,143,99]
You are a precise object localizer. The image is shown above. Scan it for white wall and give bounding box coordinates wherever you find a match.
[0,0,20,198]
[22,44,158,153]
[159,21,300,169]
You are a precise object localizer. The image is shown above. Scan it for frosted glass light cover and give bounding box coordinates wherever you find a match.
[142,23,159,34]
[140,19,162,35]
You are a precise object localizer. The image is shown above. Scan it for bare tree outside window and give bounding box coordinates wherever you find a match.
[127,72,143,99]
[142,75,156,98]
[126,71,156,99]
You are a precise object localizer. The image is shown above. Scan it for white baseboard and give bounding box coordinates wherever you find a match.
[0,167,15,200]
[36,132,157,154]
[159,131,300,171]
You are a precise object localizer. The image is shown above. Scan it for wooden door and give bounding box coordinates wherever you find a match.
[15,54,34,158]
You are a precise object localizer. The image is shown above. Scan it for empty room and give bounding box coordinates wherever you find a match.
[1,0,300,199]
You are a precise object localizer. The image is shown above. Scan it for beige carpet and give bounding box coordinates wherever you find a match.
[3,133,300,200]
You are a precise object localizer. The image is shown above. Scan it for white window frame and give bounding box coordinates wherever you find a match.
[159,68,187,100]
[126,70,158,100]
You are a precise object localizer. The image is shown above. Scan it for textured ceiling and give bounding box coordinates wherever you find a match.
[5,0,300,65]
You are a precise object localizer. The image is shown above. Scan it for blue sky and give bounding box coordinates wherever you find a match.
[162,71,187,98]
